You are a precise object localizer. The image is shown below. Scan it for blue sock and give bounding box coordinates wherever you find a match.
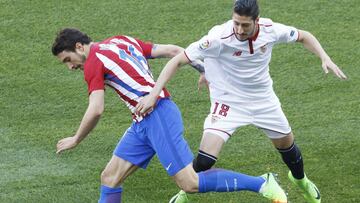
[198,169,265,193]
[98,185,122,203]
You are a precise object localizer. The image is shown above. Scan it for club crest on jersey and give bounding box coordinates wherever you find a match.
[260,44,268,53]
[199,40,210,50]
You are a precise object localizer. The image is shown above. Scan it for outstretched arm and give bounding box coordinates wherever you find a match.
[297,30,347,79]
[56,90,104,154]
[150,44,184,58]
[151,44,205,73]
[135,52,190,116]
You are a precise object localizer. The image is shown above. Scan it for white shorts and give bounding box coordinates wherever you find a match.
[203,97,291,142]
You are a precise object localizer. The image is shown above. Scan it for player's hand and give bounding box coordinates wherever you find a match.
[135,94,157,117]
[56,136,79,154]
[198,73,209,91]
[321,58,347,80]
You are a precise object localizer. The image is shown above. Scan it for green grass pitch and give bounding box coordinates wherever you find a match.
[1,0,359,202]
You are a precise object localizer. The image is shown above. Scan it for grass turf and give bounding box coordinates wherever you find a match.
[1,0,359,202]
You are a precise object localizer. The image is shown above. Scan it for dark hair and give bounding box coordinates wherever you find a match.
[51,28,92,56]
[233,0,259,20]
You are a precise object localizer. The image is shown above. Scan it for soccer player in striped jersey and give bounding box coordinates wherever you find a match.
[52,28,288,203]
[137,0,347,203]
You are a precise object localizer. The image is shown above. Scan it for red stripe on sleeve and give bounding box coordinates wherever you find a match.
[135,39,153,58]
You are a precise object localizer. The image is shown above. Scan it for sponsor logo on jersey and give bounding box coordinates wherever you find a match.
[99,44,112,51]
[290,30,295,37]
[199,40,210,50]
[233,50,242,56]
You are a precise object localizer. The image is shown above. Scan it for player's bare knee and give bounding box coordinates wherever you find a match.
[271,132,294,149]
[174,165,199,193]
[178,181,198,193]
[100,168,123,187]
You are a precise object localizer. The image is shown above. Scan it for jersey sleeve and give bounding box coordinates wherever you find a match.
[184,36,221,62]
[135,38,153,59]
[273,22,299,44]
[84,55,105,95]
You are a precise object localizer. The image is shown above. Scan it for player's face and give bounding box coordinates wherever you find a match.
[232,13,258,41]
[57,49,86,71]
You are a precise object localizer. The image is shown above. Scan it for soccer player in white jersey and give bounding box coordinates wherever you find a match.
[136,0,347,202]
[52,28,290,203]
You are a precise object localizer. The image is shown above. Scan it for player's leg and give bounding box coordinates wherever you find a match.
[193,131,225,172]
[171,100,275,203]
[252,95,305,179]
[170,163,287,203]
[173,164,263,193]
[269,131,320,203]
[255,100,320,203]
[269,131,305,180]
[269,131,321,203]
[173,163,266,193]
[99,155,139,203]
[149,99,286,202]
[193,99,248,172]
[99,122,156,203]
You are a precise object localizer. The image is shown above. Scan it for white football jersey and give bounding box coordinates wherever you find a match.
[185,18,299,102]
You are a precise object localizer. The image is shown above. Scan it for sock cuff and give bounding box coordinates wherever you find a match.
[277,142,296,152]
[198,150,218,161]
[101,185,123,194]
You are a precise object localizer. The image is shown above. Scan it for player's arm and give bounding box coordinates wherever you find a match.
[150,44,183,58]
[135,52,190,116]
[151,44,205,73]
[56,90,104,154]
[297,29,347,79]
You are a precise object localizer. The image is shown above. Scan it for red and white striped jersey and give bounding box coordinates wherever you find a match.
[84,35,170,120]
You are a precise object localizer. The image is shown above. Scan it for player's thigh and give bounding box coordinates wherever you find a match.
[101,155,139,187]
[146,99,193,176]
[202,100,251,155]
[114,124,155,170]
[254,101,292,139]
